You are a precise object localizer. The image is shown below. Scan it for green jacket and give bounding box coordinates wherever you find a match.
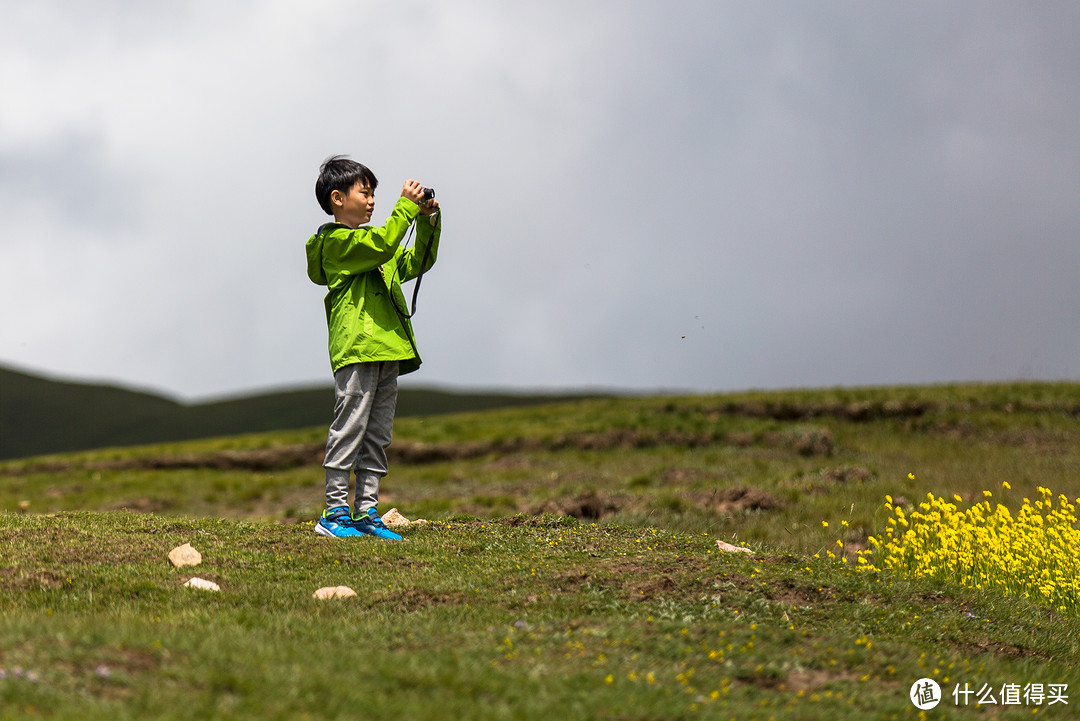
[305,197,441,375]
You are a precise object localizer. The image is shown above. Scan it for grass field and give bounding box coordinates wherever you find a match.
[2,382,1080,719]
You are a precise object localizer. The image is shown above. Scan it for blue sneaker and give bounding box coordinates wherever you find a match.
[315,506,364,537]
[349,508,403,541]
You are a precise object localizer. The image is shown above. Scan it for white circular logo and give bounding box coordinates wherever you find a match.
[910,678,942,710]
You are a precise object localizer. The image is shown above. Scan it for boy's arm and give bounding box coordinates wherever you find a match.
[323,198,420,278]
[396,210,441,282]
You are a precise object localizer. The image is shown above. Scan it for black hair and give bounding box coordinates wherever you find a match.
[314,155,379,215]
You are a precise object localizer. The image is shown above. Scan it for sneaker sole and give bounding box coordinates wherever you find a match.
[353,528,403,541]
[314,523,360,538]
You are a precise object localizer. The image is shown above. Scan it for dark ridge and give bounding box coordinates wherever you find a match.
[0,365,597,461]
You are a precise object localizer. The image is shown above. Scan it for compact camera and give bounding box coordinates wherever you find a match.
[422,187,435,202]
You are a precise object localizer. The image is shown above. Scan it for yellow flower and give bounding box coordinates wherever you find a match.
[908,472,915,480]
[864,486,1080,615]
[822,521,829,528]
[1002,481,1012,490]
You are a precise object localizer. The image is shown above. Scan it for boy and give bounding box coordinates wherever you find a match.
[306,155,441,539]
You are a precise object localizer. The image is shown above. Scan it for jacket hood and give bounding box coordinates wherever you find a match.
[305,226,330,286]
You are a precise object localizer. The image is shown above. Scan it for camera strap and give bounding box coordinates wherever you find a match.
[391,212,437,319]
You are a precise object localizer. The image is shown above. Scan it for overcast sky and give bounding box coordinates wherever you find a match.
[2,1,1078,400]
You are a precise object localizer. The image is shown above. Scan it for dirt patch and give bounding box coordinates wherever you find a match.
[0,524,166,567]
[4,423,836,477]
[483,456,538,471]
[0,445,326,477]
[660,468,726,484]
[368,586,466,612]
[689,487,784,516]
[362,555,433,571]
[703,399,933,422]
[596,556,715,601]
[994,428,1072,453]
[743,669,863,694]
[529,490,622,520]
[953,639,1047,661]
[552,569,594,588]
[79,645,162,700]
[711,486,784,513]
[143,446,320,471]
[737,671,788,690]
[391,430,718,465]
[604,555,713,579]
[822,466,873,484]
[761,427,835,457]
[785,465,874,495]
[546,564,697,603]
[629,574,681,601]
[760,577,834,606]
[22,642,163,703]
[497,514,552,528]
[106,498,177,513]
[0,568,66,592]
[933,424,1073,454]
[701,572,858,611]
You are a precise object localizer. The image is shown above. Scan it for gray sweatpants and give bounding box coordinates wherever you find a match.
[322,361,399,513]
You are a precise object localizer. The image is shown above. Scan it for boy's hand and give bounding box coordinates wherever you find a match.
[419,198,440,216]
[401,179,425,205]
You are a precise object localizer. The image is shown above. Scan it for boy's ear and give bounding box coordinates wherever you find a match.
[330,189,344,207]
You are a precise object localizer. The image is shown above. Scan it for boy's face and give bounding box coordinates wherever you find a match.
[331,181,375,228]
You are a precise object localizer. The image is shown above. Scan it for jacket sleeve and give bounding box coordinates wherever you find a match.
[321,199,420,285]
[395,211,441,282]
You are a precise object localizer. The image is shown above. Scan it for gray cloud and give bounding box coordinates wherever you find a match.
[2,1,1078,398]
[0,134,144,231]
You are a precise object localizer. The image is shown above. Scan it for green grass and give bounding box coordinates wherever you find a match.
[2,382,1080,719]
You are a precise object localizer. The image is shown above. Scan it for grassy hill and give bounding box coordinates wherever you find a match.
[0,365,595,461]
[2,381,1080,718]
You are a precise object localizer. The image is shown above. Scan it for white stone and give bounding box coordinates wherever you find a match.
[168,543,202,568]
[716,540,753,554]
[313,585,357,600]
[183,577,220,592]
[382,507,429,528]
[381,508,410,527]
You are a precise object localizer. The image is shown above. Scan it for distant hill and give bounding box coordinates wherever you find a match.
[0,365,597,460]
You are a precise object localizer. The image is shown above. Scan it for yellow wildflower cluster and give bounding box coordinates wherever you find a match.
[859,487,1080,614]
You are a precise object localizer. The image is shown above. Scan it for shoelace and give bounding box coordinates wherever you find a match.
[346,513,380,528]
[323,510,350,525]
